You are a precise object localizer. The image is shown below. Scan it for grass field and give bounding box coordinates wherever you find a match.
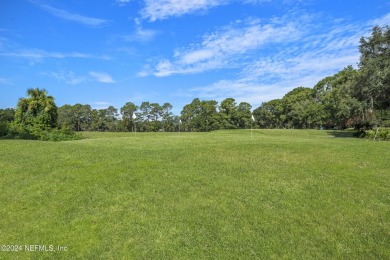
[0,130,389,259]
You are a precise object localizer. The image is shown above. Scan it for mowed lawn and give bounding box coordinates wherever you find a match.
[0,130,389,259]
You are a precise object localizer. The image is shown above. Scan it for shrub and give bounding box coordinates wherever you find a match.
[4,123,82,141]
[40,128,83,141]
[0,122,9,137]
[359,128,390,141]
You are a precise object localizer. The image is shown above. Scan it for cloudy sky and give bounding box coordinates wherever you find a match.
[1,0,389,113]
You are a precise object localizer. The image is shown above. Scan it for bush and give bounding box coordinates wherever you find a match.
[38,128,83,141]
[359,128,390,141]
[4,123,83,141]
[0,122,9,137]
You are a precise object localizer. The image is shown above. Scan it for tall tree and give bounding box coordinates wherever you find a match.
[253,99,284,129]
[0,108,15,123]
[150,103,162,131]
[219,98,238,129]
[120,102,137,131]
[313,66,360,129]
[161,103,174,131]
[355,26,390,110]
[236,102,252,129]
[14,88,58,129]
[353,25,390,127]
[181,98,201,132]
[180,98,219,132]
[0,108,15,137]
[200,100,219,131]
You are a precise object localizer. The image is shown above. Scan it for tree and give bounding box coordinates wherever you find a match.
[0,108,15,123]
[253,99,284,128]
[14,88,58,130]
[236,102,252,129]
[149,103,162,131]
[353,25,390,127]
[180,98,220,132]
[161,103,174,131]
[105,106,119,131]
[57,104,75,130]
[219,98,238,129]
[181,98,201,132]
[313,66,361,129]
[355,26,390,109]
[0,108,15,137]
[200,100,220,131]
[281,87,314,128]
[58,104,92,131]
[120,102,137,131]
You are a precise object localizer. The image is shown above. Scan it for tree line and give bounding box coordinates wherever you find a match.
[56,102,179,132]
[253,25,390,130]
[0,25,389,139]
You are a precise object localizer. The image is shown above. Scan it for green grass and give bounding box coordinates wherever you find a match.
[0,130,389,259]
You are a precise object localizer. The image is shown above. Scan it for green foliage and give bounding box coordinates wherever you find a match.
[354,25,390,111]
[4,88,82,141]
[180,98,221,132]
[14,88,58,129]
[58,104,92,131]
[219,98,238,129]
[4,123,82,141]
[0,122,9,137]
[38,128,83,141]
[0,109,15,137]
[359,128,390,141]
[0,108,15,122]
[120,102,137,131]
[135,101,175,132]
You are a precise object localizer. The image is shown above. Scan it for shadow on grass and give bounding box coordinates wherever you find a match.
[327,130,359,138]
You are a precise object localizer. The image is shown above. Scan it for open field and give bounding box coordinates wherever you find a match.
[0,130,389,259]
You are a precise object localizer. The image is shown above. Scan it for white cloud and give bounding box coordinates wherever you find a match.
[181,49,215,64]
[139,0,303,21]
[145,10,384,80]
[29,0,110,27]
[0,48,110,64]
[141,0,229,21]
[115,0,132,6]
[154,60,175,77]
[172,12,384,106]
[46,71,116,84]
[123,19,159,42]
[46,71,86,85]
[369,12,390,27]
[0,49,90,60]
[0,77,13,85]
[134,28,158,42]
[146,18,300,77]
[89,72,116,84]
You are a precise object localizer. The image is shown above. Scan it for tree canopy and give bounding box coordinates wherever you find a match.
[14,88,58,129]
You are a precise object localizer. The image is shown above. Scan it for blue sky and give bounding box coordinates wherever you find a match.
[1,0,389,114]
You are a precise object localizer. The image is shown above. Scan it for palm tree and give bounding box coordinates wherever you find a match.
[15,88,58,128]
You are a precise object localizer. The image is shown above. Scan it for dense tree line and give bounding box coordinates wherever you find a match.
[56,102,179,132]
[0,25,389,138]
[54,98,251,132]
